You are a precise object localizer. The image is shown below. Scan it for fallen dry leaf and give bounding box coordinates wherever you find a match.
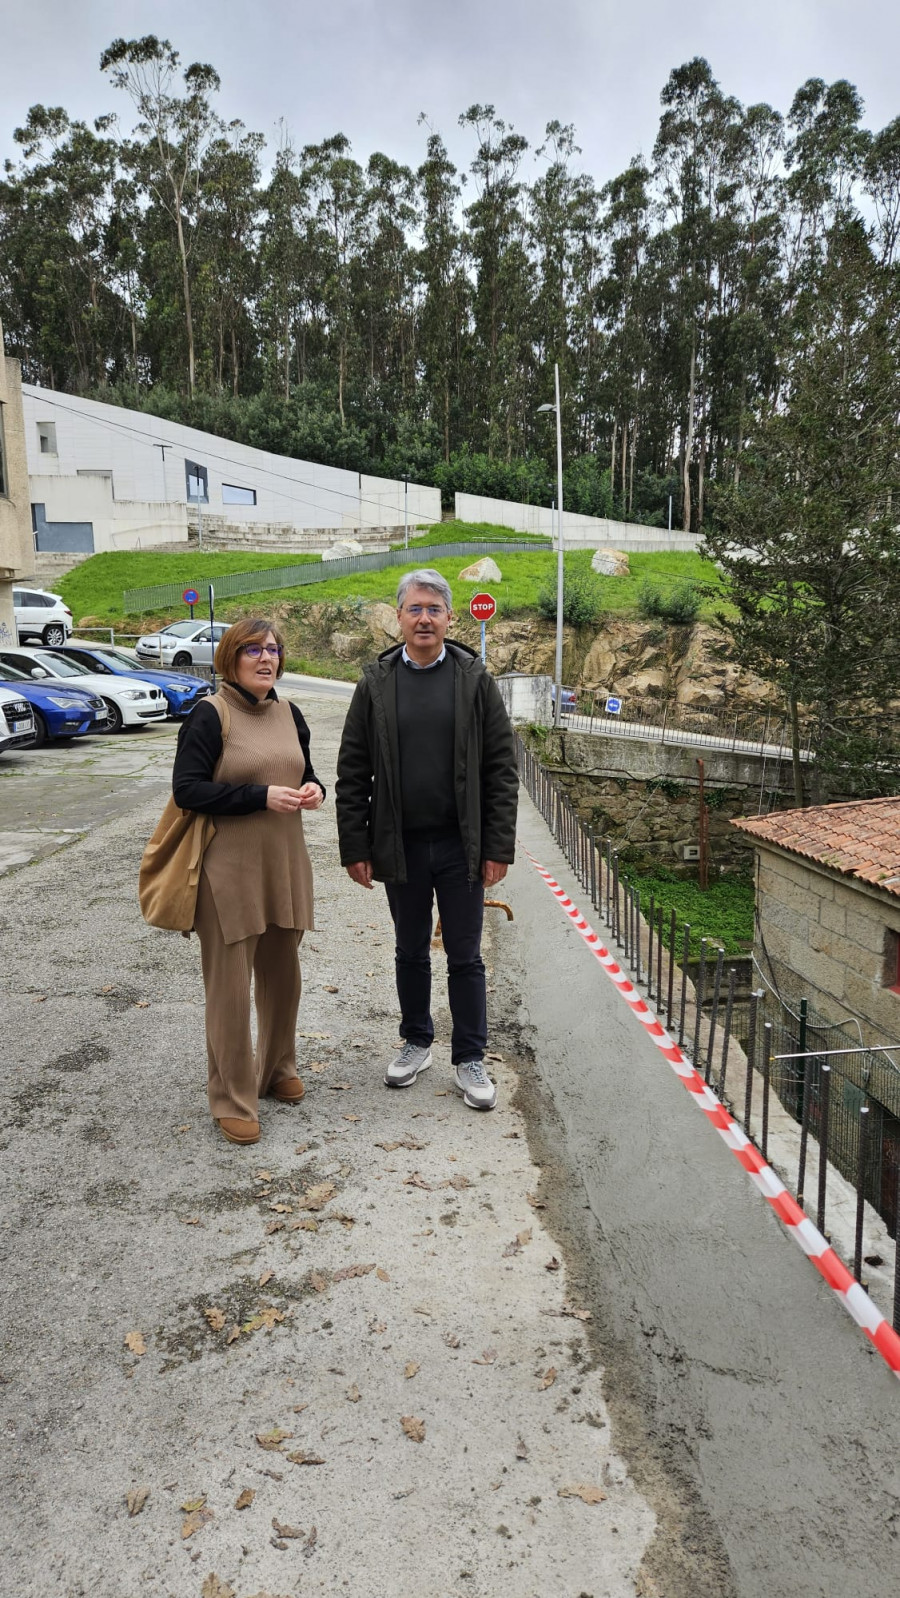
[502,1130,521,1139]
[326,1081,353,1091]
[181,1505,213,1539]
[558,1483,607,1504]
[376,1137,428,1151]
[255,1169,273,1180]
[308,1271,329,1294]
[292,1403,309,1414]
[180,1215,202,1226]
[485,1050,504,1061]
[404,1171,432,1191]
[448,1173,471,1191]
[125,1486,149,1517]
[404,1361,420,1380]
[304,1524,318,1557]
[234,1488,256,1510]
[444,1333,461,1349]
[308,1061,327,1073]
[345,1384,361,1403]
[258,1270,274,1288]
[265,1220,284,1235]
[181,1496,206,1513]
[124,1331,146,1357]
[540,1366,557,1390]
[516,1438,529,1460]
[286,1450,325,1466]
[200,1577,235,1598]
[294,1142,309,1155]
[545,1257,561,1272]
[472,1348,498,1366]
[269,1202,292,1214]
[243,1306,286,1333]
[134,1000,150,1009]
[204,1307,226,1331]
[256,1427,292,1451]
[526,1193,546,1210]
[343,1114,362,1123]
[376,1267,391,1283]
[290,1217,319,1233]
[323,985,339,993]
[517,1229,532,1247]
[271,1517,305,1539]
[332,1262,375,1282]
[562,1304,592,1321]
[368,1318,387,1334]
[502,1239,522,1258]
[226,1324,240,1344]
[401,1415,425,1443]
[297,1181,336,1212]
[298,1031,331,1040]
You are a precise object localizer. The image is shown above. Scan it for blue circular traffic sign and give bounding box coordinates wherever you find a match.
[183,588,200,606]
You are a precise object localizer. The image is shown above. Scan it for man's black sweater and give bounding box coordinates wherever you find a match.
[395,653,457,831]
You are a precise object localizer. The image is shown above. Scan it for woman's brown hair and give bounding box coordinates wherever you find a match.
[215,617,286,682]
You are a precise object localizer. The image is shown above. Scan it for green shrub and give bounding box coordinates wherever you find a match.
[636,579,701,625]
[537,567,605,628]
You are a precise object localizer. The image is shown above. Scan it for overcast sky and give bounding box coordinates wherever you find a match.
[3,0,898,185]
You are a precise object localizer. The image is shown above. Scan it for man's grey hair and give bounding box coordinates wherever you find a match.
[396,569,453,611]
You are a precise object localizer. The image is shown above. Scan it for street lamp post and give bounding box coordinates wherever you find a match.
[538,362,564,728]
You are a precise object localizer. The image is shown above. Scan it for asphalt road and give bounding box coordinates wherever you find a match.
[1,693,897,1598]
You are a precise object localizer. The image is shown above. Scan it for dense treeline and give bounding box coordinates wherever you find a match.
[1,38,898,534]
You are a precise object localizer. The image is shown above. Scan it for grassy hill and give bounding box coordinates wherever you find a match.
[60,522,724,633]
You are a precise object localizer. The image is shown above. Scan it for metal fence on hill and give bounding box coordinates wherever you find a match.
[122,540,543,614]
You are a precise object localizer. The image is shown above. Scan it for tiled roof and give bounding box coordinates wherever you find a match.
[732,797,900,898]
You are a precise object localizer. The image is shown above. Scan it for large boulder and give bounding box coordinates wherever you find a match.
[590,547,630,577]
[458,556,502,583]
[322,539,364,561]
[365,601,402,644]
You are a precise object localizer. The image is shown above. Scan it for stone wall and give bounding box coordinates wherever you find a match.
[753,846,900,1050]
[526,726,785,872]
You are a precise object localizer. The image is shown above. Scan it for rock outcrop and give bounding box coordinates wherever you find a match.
[458,557,503,583]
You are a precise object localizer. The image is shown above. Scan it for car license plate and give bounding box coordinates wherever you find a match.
[12,719,30,733]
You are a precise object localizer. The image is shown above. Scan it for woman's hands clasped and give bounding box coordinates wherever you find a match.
[266,783,325,813]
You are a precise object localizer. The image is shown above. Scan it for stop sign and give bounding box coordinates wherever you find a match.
[470,591,497,622]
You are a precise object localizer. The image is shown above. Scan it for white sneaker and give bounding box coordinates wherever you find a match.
[454,1060,497,1111]
[384,1041,432,1088]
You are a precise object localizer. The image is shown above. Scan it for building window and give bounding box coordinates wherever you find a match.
[37,421,57,455]
[0,404,8,497]
[222,483,257,506]
[185,460,209,503]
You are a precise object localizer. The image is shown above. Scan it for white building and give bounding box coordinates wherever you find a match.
[21,387,441,555]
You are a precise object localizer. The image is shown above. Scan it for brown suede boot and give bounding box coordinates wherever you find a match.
[269,1077,305,1104]
[217,1117,261,1145]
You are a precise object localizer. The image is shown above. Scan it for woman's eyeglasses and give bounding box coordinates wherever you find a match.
[241,644,283,658]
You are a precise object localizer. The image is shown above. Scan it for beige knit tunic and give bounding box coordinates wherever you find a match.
[200,683,315,944]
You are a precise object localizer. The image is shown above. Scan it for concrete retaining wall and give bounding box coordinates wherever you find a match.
[455,491,700,552]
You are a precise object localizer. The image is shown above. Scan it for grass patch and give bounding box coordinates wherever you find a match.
[394,519,552,548]
[624,867,754,959]
[59,549,321,624]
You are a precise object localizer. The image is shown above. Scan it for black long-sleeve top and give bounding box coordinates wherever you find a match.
[172,686,326,815]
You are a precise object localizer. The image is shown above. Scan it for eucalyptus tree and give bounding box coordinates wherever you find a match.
[299,134,367,428]
[100,35,224,397]
[863,117,900,267]
[416,127,468,461]
[197,123,263,395]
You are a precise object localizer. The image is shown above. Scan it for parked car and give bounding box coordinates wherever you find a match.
[135,620,231,670]
[52,643,213,718]
[0,661,107,745]
[0,647,167,733]
[0,685,36,753]
[13,586,74,646]
[550,683,578,713]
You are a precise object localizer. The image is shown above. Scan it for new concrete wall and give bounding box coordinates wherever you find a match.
[455,491,701,552]
[22,387,441,533]
[753,846,900,1051]
[29,472,188,553]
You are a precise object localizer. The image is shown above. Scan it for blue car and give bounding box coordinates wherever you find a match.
[0,662,108,745]
[53,643,213,717]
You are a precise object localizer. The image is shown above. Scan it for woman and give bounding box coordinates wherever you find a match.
[172,617,325,1146]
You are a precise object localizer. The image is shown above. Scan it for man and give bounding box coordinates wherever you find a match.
[336,569,518,1110]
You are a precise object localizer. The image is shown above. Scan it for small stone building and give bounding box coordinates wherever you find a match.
[732,798,900,1051]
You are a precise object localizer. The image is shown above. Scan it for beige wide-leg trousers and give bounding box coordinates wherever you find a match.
[194,873,303,1122]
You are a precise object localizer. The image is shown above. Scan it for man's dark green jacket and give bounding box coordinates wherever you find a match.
[335,640,518,884]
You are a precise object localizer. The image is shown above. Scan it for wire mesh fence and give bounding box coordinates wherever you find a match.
[122,541,541,615]
[561,692,812,761]
[515,731,900,1327]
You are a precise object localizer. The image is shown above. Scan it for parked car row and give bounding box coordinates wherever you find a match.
[0,640,214,749]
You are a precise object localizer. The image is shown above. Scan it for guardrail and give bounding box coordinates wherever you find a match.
[122,540,545,614]
[564,693,813,761]
[515,732,900,1326]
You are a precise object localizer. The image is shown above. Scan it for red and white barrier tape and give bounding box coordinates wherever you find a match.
[519,841,900,1380]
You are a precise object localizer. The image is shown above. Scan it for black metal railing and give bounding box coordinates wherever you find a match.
[515,731,900,1328]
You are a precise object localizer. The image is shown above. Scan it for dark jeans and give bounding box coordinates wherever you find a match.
[384,828,486,1065]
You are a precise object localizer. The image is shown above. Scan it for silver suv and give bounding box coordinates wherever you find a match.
[14,586,74,647]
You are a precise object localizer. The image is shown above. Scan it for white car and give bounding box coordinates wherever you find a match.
[136,621,230,669]
[0,685,36,753]
[0,647,167,733]
[13,586,73,646]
